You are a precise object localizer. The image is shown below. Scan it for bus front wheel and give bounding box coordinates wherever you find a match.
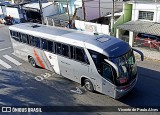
[28,57,37,67]
[84,79,94,92]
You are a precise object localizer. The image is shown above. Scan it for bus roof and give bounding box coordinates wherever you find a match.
[9,23,131,57]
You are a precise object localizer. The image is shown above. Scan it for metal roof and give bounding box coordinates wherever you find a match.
[23,2,53,10]
[117,20,160,36]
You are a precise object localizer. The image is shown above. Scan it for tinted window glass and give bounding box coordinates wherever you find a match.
[70,46,74,59]
[12,31,20,41]
[21,34,28,44]
[103,63,113,81]
[47,40,54,52]
[62,44,69,57]
[157,37,160,42]
[56,42,62,55]
[36,37,41,48]
[29,36,40,48]
[149,36,156,40]
[41,39,47,50]
[75,47,88,63]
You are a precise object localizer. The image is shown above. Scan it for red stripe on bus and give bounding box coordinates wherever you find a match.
[34,49,45,68]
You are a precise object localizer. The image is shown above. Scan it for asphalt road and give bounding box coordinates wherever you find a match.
[0,24,160,114]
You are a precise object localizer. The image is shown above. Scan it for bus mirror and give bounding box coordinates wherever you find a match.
[132,48,144,61]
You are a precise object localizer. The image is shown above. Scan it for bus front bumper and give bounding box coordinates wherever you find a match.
[114,77,137,99]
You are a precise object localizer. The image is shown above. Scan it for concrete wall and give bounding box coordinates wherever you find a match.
[75,20,110,35]
[76,0,123,21]
[100,0,123,17]
[114,3,132,35]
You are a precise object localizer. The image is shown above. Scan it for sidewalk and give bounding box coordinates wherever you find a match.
[135,47,160,61]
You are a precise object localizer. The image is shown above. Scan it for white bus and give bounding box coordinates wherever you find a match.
[9,23,144,99]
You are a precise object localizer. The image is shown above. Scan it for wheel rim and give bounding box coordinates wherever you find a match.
[30,58,36,67]
[85,81,92,91]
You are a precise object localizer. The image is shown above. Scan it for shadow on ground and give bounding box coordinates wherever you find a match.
[118,66,160,106]
[0,69,84,106]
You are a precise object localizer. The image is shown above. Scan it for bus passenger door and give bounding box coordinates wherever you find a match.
[101,63,115,97]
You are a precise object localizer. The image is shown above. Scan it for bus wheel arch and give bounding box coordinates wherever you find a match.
[28,56,37,67]
[81,77,94,92]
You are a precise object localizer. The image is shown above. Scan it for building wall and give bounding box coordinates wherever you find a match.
[100,0,123,17]
[0,6,3,15]
[6,7,21,23]
[43,4,59,17]
[131,3,160,23]
[114,3,132,35]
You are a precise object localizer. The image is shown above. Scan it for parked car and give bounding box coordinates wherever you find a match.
[134,33,160,50]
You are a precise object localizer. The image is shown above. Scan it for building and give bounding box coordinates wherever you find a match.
[0,2,26,23]
[116,1,160,60]
[23,1,59,23]
[46,0,124,27]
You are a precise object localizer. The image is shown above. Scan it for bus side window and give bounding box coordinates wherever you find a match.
[47,40,54,53]
[12,31,21,42]
[41,39,47,50]
[55,42,62,55]
[29,36,40,48]
[21,33,28,44]
[70,46,74,59]
[36,37,41,48]
[75,47,88,63]
[62,44,69,57]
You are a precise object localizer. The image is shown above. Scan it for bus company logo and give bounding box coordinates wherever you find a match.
[1,107,42,112]
[2,107,11,112]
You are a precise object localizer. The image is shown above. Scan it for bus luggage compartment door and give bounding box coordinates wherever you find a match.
[44,51,60,74]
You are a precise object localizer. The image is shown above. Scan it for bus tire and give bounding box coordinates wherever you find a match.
[84,79,94,92]
[29,57,37,67]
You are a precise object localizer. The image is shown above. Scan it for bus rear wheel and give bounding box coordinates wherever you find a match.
[84,79,94,92]
[28,57,37,67]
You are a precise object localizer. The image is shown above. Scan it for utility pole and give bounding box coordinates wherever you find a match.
[39,0,44,24]
[66,0,71,26]
[82,0,86,21]
[110,0,115,35]
[99,0,101,18]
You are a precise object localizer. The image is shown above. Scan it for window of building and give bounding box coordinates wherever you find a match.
[138,11,154,21]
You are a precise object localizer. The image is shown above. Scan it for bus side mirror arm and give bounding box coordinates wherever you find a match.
[132,48,144,61]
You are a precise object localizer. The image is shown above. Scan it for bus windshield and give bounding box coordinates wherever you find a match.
[111,50,137,86]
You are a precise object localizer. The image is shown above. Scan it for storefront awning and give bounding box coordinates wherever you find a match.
[117,20,160,36]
